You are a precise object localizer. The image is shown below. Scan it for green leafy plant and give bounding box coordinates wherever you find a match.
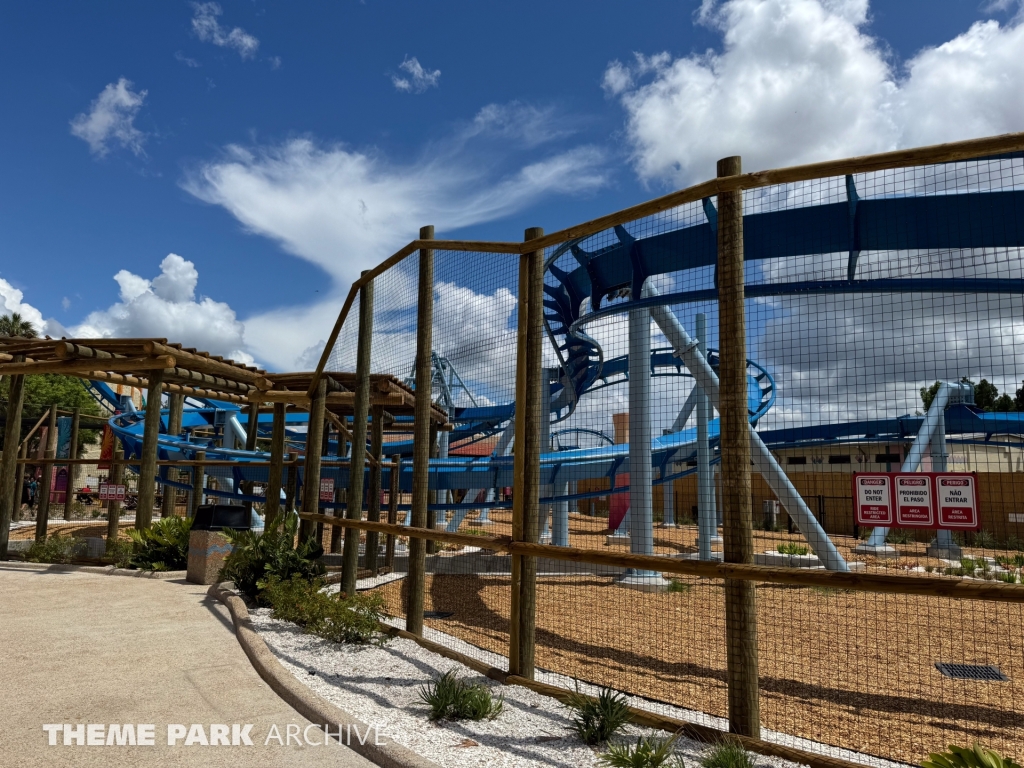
[418,669,503,722]
[972,530,996,548]
[921,744,1021,768]
[26,533,83,564]
[600,735,684,768]
[886,528,914,545]
[700,739,754,768]
[666,579,691,594]
[1003,535,1023,552]
[106,537,135,569]
[997,572,1018,584]
[564,684,632,745]
[126,515,192,571]
[218,513,325,601]
[260,574,388,645]
[995,553,1024,569]
[777,542,809,556]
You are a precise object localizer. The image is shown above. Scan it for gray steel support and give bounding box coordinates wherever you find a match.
[696,313,717,561]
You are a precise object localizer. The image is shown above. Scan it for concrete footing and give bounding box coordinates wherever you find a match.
[614,570,670,592]
[852,543,900,558]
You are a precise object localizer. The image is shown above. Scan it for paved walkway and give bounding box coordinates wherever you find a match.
[0,564,378,768]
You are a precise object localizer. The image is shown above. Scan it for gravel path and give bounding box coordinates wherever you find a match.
[250,608,812,768]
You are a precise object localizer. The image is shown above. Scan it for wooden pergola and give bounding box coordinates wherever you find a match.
[0,337,446,553]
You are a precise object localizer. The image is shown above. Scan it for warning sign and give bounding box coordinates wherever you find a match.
[853,474,892,526]
[98,484,127,501]
[852,472,979,529]
[936,474,979,529]
[319,478,335,502]
[894,474,934,527]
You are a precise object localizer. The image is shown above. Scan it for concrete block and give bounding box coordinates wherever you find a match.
[187,530,234,585]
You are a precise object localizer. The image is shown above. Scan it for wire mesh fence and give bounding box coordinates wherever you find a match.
[4,137,1024,766]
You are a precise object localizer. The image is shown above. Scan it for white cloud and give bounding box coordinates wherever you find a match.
[604,0,1024,186]
[72,254,253,365]
[182,116,608,369]
[1,277,46,333]
[191,2,259,60]
[174,51,201,68]
[464,103,576,148]
[70,78,148,157]
[391,56,441,93]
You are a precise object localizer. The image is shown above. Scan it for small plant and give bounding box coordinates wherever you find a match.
[219,513,325,600]
[810,586,852,597]
[600,735,684,768]
[997,572,1018,584]
[1004,535,1023,552]
[565,684,632,745]
[924,565,935,573]
[418,669,503,722]
[106,537,135,569]
[886,528,914,545]
[921,743,1021,768]
[700,739,754,768]
[462,528,491,537]
[26,533,83,564]
[91,509,102,519]
[261,575,388,645]
[995,553,1024,569]
[972,530,996,549]
[776,542,809,556]
[666,579,691,594]
[126,515,193,571]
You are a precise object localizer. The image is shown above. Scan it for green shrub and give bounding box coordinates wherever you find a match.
[418,669,503,722]
[106,537,135,569]
[997,572,1018,584]
[26,533,83,564]
[600,735,684,768]
[921,744,1021,768]
[666,579,691,594]
[700,739,754,768]
[218,513,325,601]
[126,515,192,571]
[886,529,914,545]
[1003,536,1023,552]
[777,542,809,556]
[565,684,632,745]
[260,575,388,645]
[995,553,1024,569]
[972,530,996,548]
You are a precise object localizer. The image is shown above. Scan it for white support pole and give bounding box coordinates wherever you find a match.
[857,381,962,555]
[696,313,717,561]
[670,386,701,434]
[539,368,554,543]
[662,465,676,527]
[926,398,961,557]
[478,420,515,525]
[618,303,668,589]
[648,295,848,572]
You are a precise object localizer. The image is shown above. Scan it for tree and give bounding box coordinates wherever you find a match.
[1,374,102,450]
[994,394,1015,412]
[974,379,999,410]
[920,381,942,412]
[0,312,39,338]
[1015,381,1024,412]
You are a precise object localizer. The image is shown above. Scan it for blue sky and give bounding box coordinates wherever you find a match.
[1,0,1022,372]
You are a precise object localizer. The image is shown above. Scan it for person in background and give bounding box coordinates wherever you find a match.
[27,476,38,509]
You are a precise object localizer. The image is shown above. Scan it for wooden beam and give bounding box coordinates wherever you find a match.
[86,370,249,405]
[35,407,58,543]
[0,355,176,376]
[141,341,266,384]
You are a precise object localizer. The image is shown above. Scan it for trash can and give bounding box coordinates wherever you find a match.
[187,505,250,585]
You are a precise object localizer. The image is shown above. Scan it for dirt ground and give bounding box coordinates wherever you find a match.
[374,511,1024,764]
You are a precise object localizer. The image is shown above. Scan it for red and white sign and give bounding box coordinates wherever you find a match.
[852,472,979,529]
[936,474,980,529]
[893,474,934,527]
[853,475,892,525]
[98,484,127,501]
[319,478,335,502]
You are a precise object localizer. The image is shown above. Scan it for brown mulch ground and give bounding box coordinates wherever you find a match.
[374,511,1024,764]
[7,521,136,541]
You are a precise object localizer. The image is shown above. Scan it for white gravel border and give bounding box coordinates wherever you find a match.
[250,608,815,768]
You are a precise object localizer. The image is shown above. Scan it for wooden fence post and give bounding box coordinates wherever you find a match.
[406,224,434,635]
[105,445,125,553]
[342,272,374,595]
[35,406,58,542]
[64,406,80,521]
[191,450,206,517]
[12,442,27,523]
[385,454,400,570]
[264,403,286,528]
[717,155,760,739]
[0,359,26,559]
[300,378,327,543]
[136,374,164,529]
[509,227,544,677]
[285,451,299,516]
[365,404,385,574]
[167,393,185,437]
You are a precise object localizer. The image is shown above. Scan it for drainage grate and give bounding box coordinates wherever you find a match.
[423,611,454,620]
[935,663,1009,682]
